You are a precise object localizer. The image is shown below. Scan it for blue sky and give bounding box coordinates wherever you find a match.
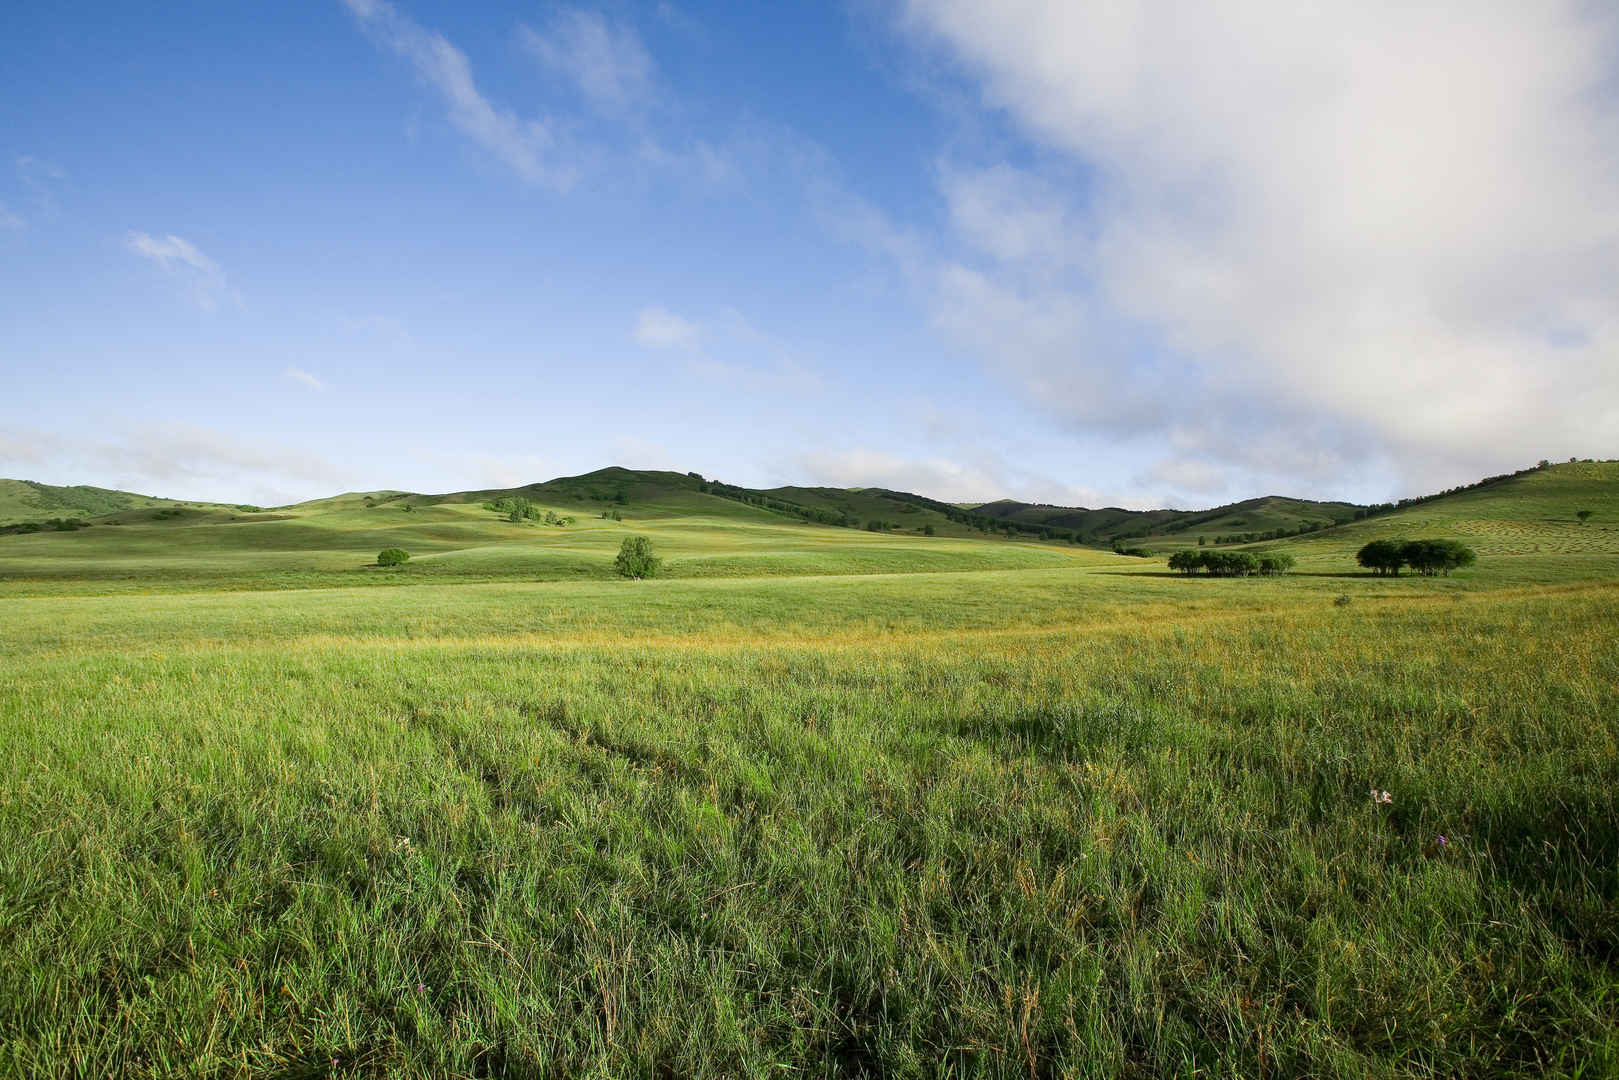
[3,2,1615,508]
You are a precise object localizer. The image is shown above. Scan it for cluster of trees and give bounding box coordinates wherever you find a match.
[0,517,90,535]
[1206,522,1326,545]
[376,548,410,566]
[1356,539,1476,576]
[484,497,573,526]
[614,536,660,579]
[600,509,623,521]
[1168,550,1295,576]
[703,480,860,527]
[943,507,1083,543]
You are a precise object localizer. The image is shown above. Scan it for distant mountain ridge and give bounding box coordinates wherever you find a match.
[967,493,1364,545]
[4,459,1610,548]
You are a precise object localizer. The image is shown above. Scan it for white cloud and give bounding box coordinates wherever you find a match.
[0,423,349,507]
[796,447,1116,508]
[127,231,218,275]
[633,305,701,350]
[1135,457,1228,497]
[895,1,1619,497]
[284,368,325,391]
[343,0,568,188]
[609,435,673,470]
[125,231,237,310]
[520,10,655,112]
[415,451,552,492]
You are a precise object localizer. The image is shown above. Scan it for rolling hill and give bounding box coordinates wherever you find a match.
[1,461,1613,594]
[0,467,1110,595]
[1261,459,1619,569]
[0,478,238,525]
[971,493,1362,547]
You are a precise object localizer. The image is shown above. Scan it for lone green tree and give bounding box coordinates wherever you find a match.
[614,535,661,579]
[1576,509,1594,525]
[376,547,410,566]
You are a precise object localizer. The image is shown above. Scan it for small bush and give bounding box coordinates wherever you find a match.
[376,548,410,567]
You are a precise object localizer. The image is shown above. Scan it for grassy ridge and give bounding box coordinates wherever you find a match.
[0,478,234,525]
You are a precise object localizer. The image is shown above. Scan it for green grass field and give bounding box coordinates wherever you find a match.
[2,464,1616,1077]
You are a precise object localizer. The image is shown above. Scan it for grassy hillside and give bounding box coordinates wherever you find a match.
[0,468,1106,596]
[1258,460,1619,573]
[0,478,236,525]
[974,493,1361,547]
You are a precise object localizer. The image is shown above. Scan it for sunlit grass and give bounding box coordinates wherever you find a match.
[1,469,1616,1076]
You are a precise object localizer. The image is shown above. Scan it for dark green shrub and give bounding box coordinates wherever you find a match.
[1168,550,1201,574]
[1257,553,1295,575]
[614,536,660,579]
[1356,539,1405,575]
[376,548,410,567]
[1401,539,1476,576]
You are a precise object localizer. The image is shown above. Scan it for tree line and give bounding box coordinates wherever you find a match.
[1168,550,1295,576]
[0,517,90,535]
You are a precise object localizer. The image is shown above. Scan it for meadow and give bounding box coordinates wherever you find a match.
[1,465,1616,1077]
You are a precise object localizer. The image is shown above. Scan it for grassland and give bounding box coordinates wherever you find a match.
[0,479,235,526]
[1,464,1616,1077]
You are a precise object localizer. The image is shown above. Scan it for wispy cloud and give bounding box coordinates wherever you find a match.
[633,306,701,350]
[125,231,237,310]
[342,0,568,188]
[15,155,66,218]
[520,9,655,112]
[16,156,65,184]
[284,368,325,391]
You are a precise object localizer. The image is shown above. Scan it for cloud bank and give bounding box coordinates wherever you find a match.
[897,0,1619,497]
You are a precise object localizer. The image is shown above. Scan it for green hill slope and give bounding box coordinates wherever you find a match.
[0,467,1112,595]
[7,461,1613,594]
[1264,460,1619,567]
[973,493,1361,547]
[0,479,237,524]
